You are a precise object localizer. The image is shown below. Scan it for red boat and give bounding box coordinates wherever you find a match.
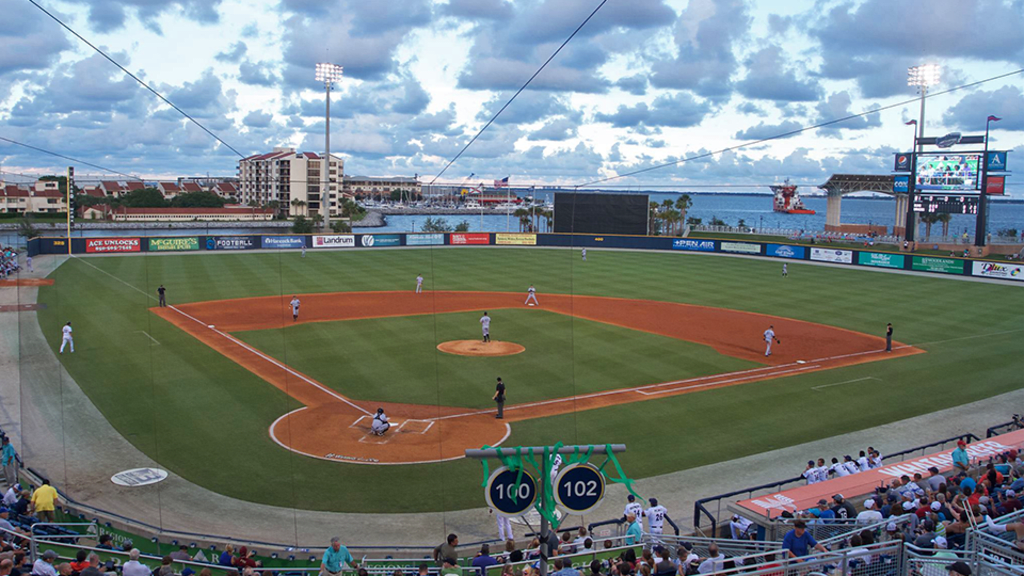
[770,179,816,214]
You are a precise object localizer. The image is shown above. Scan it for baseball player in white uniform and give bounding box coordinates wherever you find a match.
[622,494,644,525]
[370,408,390,436]
[645,498,676,537]
[301,245,306,258]
[290,296,300,321]
[763,325,779,356]
[59,321,74,353]
[525,285,538,306]
[25,254,33,272]
[494,510,513,541]
[415,274,423,294]
[480,312,491,342]
[581,248,587,261]
[782,263,787,277]
[550,454,563,486]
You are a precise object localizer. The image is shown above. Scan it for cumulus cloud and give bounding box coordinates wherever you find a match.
[594,93,710,128]
[215,42,247,63]
[815,91,882,138]
[943,87,1024,131]
[735,46,820,102]
[0,2,73,76]
[528,117,579,141]
[734,120,803,141]
[238,60,280,87]
[64,0,222,32]
[441,0,514,21]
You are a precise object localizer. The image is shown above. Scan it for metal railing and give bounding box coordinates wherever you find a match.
[986,417,1023,438]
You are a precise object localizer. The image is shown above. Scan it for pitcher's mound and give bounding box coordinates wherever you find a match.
[438,340,525,357]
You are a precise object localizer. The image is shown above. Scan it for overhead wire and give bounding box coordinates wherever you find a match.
[25,0,246,158]
[427,0,610,186]
[0,136,142,179]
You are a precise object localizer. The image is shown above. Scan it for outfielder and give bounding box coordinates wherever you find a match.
[416,274,424,294]
[301,245,306,258]
[525,285,538,306]
[290,296,301,321]
[59,321,74,354]
[582,248,587,261]
[480,312,491,342]
[370,408,390,436]
[763,325,779,356]
[782,263,788,277]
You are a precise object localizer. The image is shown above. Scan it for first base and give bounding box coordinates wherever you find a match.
[207,324,215,328]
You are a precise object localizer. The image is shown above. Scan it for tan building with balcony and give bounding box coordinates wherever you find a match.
[237,147,344,217]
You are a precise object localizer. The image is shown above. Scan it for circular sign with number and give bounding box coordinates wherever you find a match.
[485,466,538,516]
[554,463,606,514]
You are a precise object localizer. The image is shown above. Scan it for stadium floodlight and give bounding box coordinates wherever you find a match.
[907,64,941,89]
[314,63,343,229]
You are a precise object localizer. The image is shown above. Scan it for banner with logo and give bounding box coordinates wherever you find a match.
[720,241,761,255]
[671,239,715,252]
[311,235,355,249]
[986,176,1006,195]
[406,233,445,246]
[85,238,141,253]
[912,256,964,275]
[495,233,537,246]
[987,151,1008,172]
[858,252,905,269]
[766,244,805,259]
[450,233,490,245]
[206,236,255,250]
[973,261,1024,281]
[261,235,305,249]
[894,153,912,172]
[810,248,853,264]
[359,234,401,247]
[148,237,199,252]
[893,175,910,193]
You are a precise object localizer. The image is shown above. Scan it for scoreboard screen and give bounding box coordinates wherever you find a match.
[915,153,981,192]
[913,194,979,215]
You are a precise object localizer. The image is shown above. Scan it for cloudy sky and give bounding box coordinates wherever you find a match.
[1,0,1023,193]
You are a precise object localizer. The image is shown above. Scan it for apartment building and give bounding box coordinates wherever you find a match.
[237,147,344,217]
[342,176,420,200]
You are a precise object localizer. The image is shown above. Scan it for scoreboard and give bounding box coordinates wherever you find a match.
[913,194,979,215]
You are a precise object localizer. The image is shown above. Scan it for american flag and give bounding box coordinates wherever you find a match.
[494,177,509,188]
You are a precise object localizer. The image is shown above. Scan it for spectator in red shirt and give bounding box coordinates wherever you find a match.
[234,548,261,569]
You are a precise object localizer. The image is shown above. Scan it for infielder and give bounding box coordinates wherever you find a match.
[782,263,788,277]
[582,248,587,261]
[290,296,301,321]
[885,323,893,352]
[415,274,424,294]
[645,498,678,537]
[763,325,779,356]
[59,321,74,354]
[525,285,538,306]
[370,408,390,436]
[480,312,491,342]
[622,494,644,525]
[157,285,166,307]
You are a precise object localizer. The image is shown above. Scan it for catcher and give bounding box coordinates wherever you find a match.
[370,408,390,436]
[764,325,780,357]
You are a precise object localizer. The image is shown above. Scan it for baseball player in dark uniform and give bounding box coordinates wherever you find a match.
[493,378,505,419]
[157,285,166,307]
[885,323,893,352]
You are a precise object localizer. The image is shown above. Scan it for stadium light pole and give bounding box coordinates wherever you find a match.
[315,62,343,230]
[905,64,941,243]
[976,115,1002,248]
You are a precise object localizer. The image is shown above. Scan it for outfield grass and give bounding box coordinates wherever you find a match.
[34,247,1024,513]
[234,310,759,408]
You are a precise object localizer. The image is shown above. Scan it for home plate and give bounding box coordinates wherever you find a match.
[796,360,807,364]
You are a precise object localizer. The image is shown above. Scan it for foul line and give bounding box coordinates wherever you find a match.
[136,331,160,345]
[812,376,880,391]
[73,257,156,301]
[636,365,820,396]
[167,304,373,416]
[911,328,1024,348]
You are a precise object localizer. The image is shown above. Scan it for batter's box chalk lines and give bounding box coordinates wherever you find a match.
[635,365,820,396]
[811,376,881,391]
[349,415,369,428]
[398,419,434,434]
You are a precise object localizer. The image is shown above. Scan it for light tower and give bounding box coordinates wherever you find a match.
[904,64,941,242]
[315,62,343,229]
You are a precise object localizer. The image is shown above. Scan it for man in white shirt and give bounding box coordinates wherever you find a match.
[122,549,151,576]
[622,494,643,525]
[32,551,59,576]
[697,544,725,574]
[59,322,74,354]
[480,312,491,343]
[813,459,829,483]
[857,499,884,524]
[842,455,860,475]
[856,451,870,472]
[3,485,19,507]
[803,461,819,484]
[829,458,851,478]
[869,449,883,469]
[645,498,674,536]
[730,515,754,540]
[763,325,778,356]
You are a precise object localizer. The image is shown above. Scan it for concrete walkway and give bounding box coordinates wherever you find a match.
[0,254,1018,549]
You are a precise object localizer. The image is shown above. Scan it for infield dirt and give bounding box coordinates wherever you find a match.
[151,291,923,464]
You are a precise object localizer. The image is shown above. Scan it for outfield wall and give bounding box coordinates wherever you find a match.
[26,232,1024,282]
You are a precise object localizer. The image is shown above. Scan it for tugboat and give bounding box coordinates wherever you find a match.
[770,179,816,214]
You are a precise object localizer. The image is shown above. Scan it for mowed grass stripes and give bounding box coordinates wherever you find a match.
[33,247,1024,513]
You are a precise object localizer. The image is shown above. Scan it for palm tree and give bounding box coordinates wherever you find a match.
[675,194,692,226]
[921,212,940,239]
[649,201,660,235]
[513,208,529,232]
[938,213,952,238]
[290,198,307,216]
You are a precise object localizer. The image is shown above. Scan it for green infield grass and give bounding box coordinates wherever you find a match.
[33,247,1024,513]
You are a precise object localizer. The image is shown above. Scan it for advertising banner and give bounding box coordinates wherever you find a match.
[148,237,199,252]
[406,233,445,246]
[359,234,401,247]
[973,261,1024,281]
[85,238,141,253]
[671,239,715,252]
[894,153,912,172]
[912,256,964,275]
[206,236,255,250]
[311,235,355,249]
[986,176,1006,195]
[766,244,805,259]
[893,175,910,193]
[736,429,1024,518]
[810,248,853,264]
[495,233,537,246]
[720,241,761,254]
[858,252,905,269]
[450,233,490,245]
[988,151,1008,172]
[262,235,306,249]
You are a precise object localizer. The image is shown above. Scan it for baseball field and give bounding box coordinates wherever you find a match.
[34,246,1024,513]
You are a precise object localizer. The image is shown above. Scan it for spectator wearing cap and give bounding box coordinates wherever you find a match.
[121,550,149,576]
[883,522,904,543]
[881,493,898,518]
[947,561,971,576]
[813,499,836,522]
[857,499,883,524]
[95,535,114,550]
[782,520,827,559]
[831,494,856,520]
[998,489,1022,515]
[31,551,58,576]
[952,441,970,474]
[914,520,937,549]
[926,467,946,493]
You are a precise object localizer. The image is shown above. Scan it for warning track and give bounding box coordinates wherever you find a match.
[151,291,922,464]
